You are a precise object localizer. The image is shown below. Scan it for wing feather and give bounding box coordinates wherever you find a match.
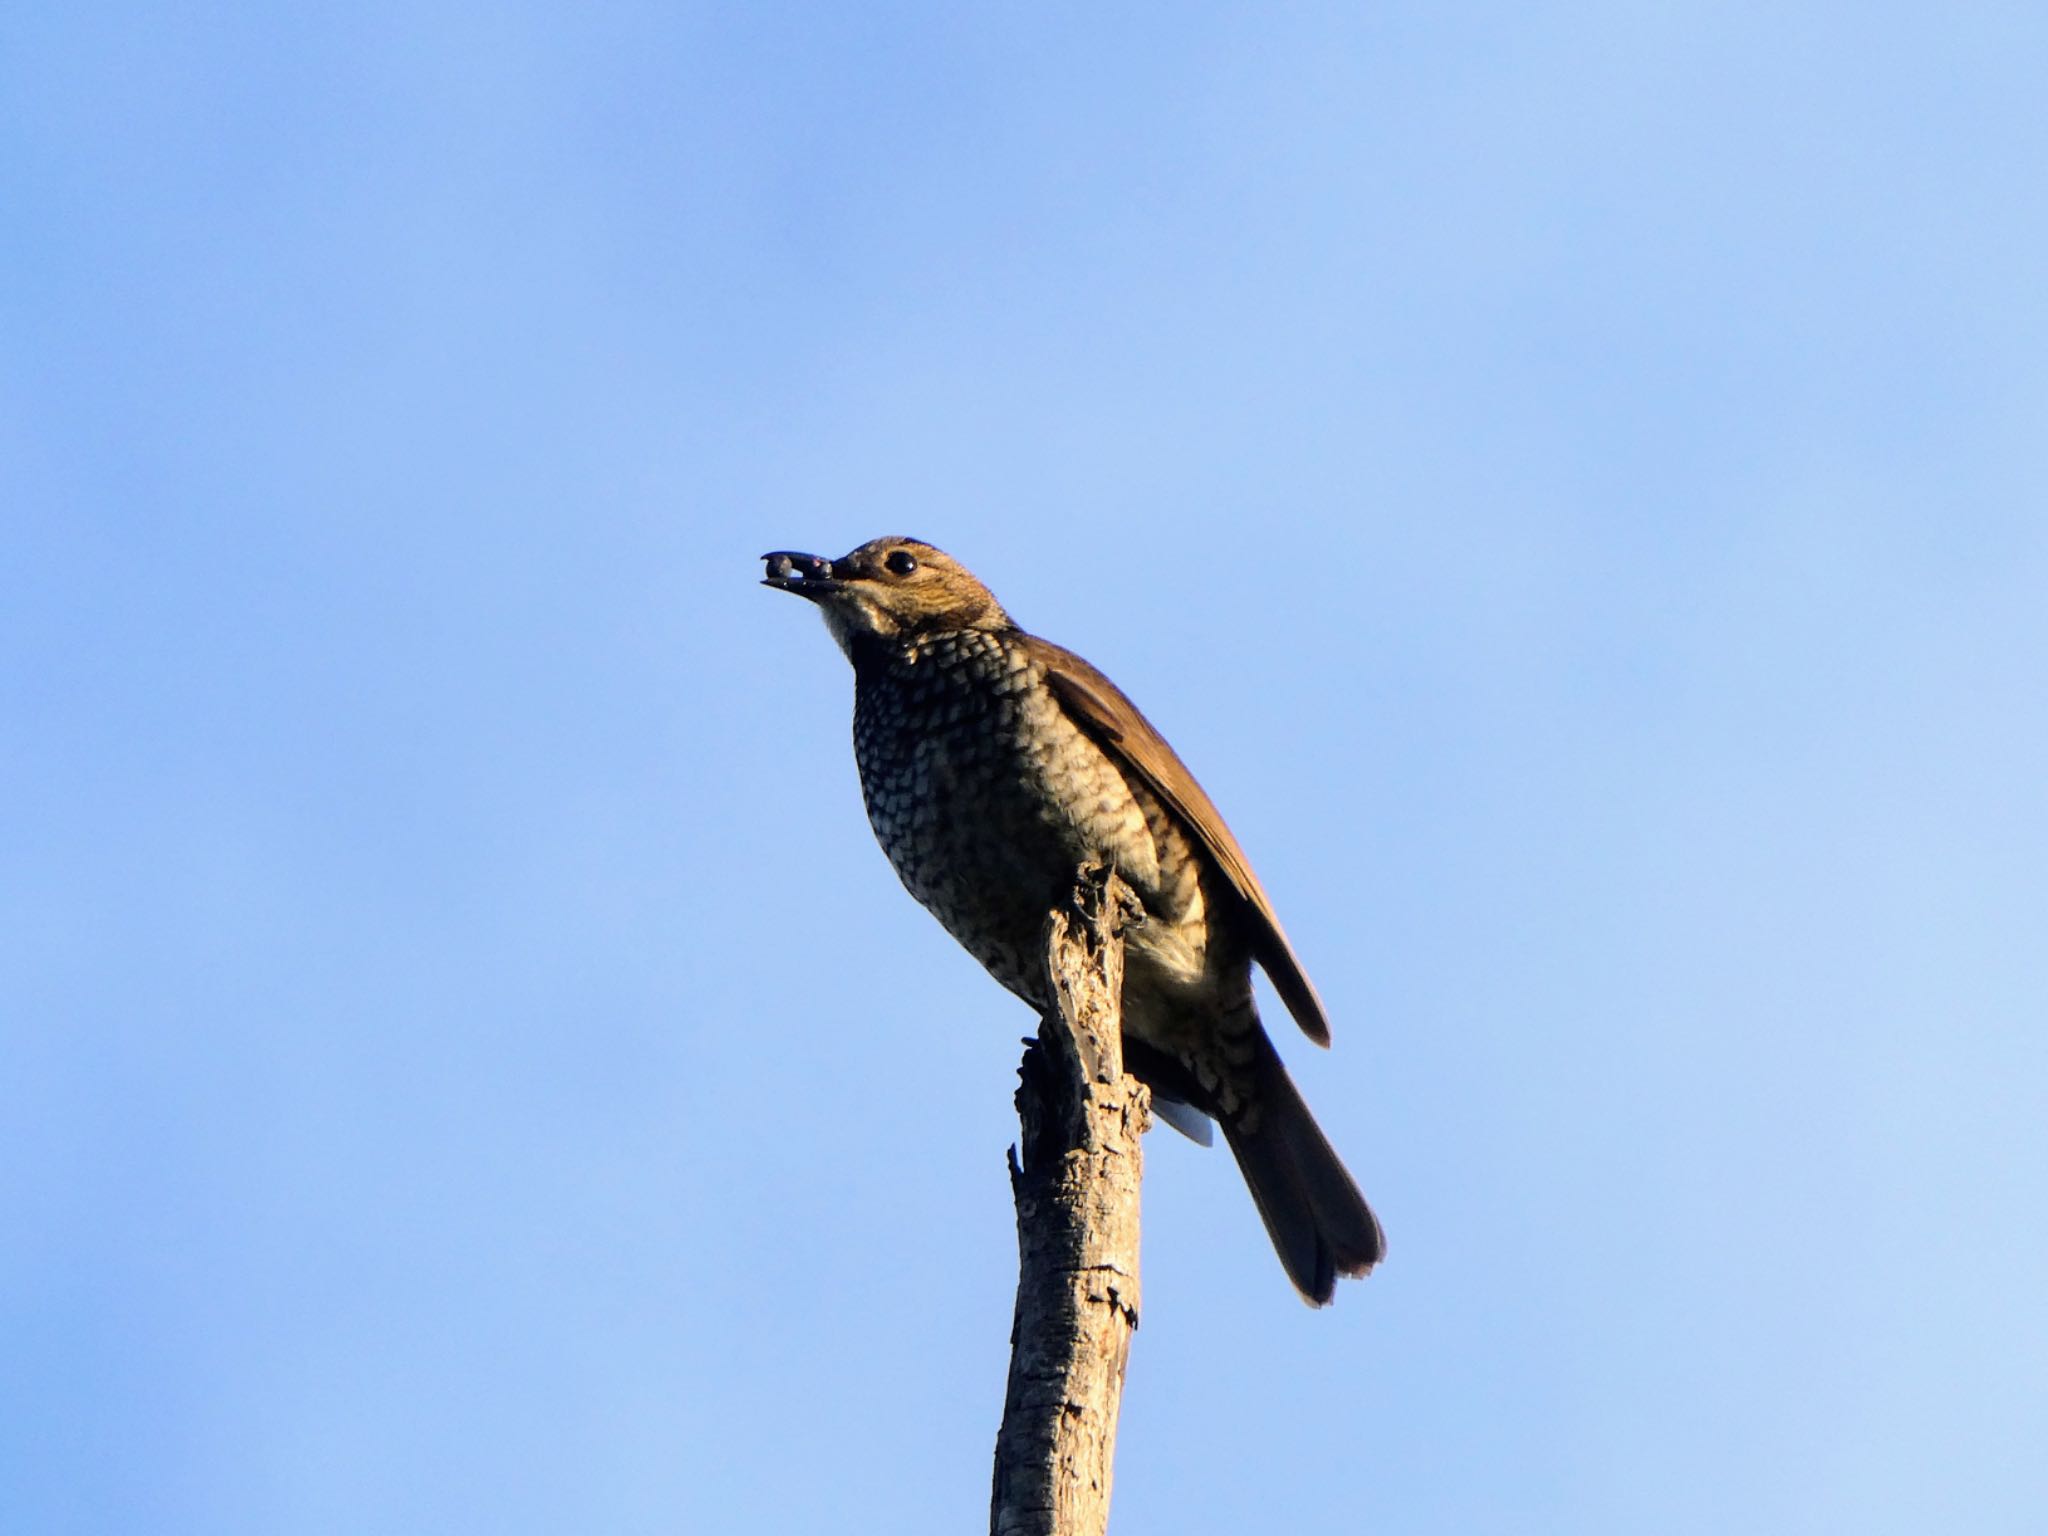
[1022,633,1333,1047]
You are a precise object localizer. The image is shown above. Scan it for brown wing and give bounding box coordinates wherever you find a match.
[1023,633,1333,1047]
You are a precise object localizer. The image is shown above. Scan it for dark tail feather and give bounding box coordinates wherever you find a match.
[1221,1038,1385,1306]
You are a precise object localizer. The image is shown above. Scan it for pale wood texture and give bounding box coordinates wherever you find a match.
[990,866,1150,1536]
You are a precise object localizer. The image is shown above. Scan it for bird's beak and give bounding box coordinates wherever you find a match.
[761,550,845,601]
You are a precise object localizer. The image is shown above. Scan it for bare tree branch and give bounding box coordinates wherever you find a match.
[990,865,1150,1536]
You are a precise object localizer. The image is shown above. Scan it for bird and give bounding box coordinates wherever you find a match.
[762,536,1384,1303]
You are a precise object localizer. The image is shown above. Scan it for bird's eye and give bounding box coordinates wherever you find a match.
[885,549,918,576]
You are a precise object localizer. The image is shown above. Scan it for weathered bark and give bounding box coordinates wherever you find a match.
[990,866,1150,1536]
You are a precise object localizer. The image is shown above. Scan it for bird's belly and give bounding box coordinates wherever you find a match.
[856,698,1173,1007]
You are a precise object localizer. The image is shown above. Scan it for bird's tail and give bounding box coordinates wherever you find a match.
[1221,1033,1385,1306]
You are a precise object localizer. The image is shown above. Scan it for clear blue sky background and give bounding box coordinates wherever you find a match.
[5,4,2044,1532]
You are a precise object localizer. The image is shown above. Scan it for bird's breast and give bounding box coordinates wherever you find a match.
[850,632,1208,1002]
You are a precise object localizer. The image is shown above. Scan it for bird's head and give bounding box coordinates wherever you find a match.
[761,537,1010,658]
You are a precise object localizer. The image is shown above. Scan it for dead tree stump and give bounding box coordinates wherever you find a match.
[990,865,1150,1536]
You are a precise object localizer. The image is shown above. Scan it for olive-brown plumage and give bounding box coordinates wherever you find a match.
[763,536,1383,1302]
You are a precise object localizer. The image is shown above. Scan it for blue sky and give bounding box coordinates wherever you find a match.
[4,4,2045,1532]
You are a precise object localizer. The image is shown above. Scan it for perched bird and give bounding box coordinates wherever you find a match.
[762,536,1383,1303]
